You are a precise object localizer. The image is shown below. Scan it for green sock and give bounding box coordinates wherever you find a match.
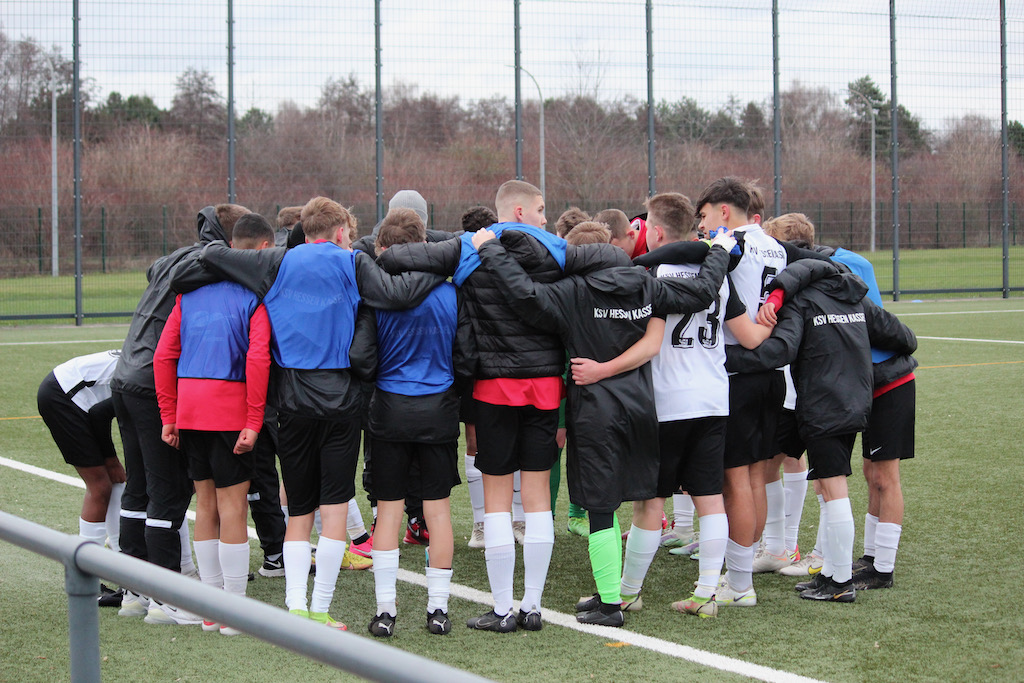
[587,517,622,605]
[568,502,587,519]
[549,448,562,516]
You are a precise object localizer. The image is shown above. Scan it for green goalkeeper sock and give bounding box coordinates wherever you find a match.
[549,448,563,516]
[588,517,622,605]
[568,502,587,519]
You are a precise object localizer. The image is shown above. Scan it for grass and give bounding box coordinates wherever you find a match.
[2,300,1024,682]
[2,247,1024,323]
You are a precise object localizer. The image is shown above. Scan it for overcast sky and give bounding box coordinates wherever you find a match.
[5,0,1023,130]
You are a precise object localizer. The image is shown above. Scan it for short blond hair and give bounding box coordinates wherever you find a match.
[495,180,542,219]
[565,221,611,246]
[593,209,630,240]
[300,196,357,241]
[645,193,696,242]
[763,212,815,248]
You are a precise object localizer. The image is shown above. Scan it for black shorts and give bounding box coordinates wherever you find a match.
[180,429,252,488]
[277,412,361,517]
[474,402,559,476]
[656,417,726,498]
[863,380,915,462]
[774,409,806,459]
[370,439,460,501]
[805,433,857,480]
[724,370,785,469]
[37,373,117,468]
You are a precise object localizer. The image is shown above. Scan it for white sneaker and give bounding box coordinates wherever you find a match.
[716,582,757,607]
[660,526,697,548]
[468,522,485,549]
[752,547,793,573]
[220,625,242,636]
[202,619,220,632]
[144,600,204,625]
[778,552,824,577]
[117,591,149,617]
[512,521,526,545]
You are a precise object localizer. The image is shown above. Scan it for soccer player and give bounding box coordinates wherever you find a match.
[728,257,916,602]
[38,349,125,603]
[364,208,475,637]
[471,220,736,626]
[154,213,274,635]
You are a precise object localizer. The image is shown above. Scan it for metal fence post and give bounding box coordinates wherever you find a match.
[889,0,900,301]
[38,207,44,274]
[73,0,83,325]
[646,0,655,197]
[772,0,782,217]
[162,205,168,255]
[65,545,101,683]
[907,201,912,249]
[375,0,384,223]
[1000,0,1010,297]
[513,0,522,181]
[101,206,106,273]
[226,0,236,203]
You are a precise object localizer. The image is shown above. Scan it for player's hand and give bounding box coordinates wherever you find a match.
[472,228,496,250]
[571,357,607,386]
[710,230,737,253]
[233,428,258,455]
[757,302,778,327]
[161,424,179,449]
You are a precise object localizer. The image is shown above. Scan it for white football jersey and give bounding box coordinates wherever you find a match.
[724,224,789,347]
[650,263,729,421]
[52,349,120,412]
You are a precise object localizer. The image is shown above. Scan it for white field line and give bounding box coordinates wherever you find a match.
[918,336,1024,345]
[1,454,825,683]
[0,339,124,346]
[895,309,1024,317]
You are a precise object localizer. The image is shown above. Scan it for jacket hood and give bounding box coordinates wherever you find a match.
[197,206,229,244]
[584,265,650,296]
[813,269,868,304]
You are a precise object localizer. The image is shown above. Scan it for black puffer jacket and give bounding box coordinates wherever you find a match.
[726,259,917,440]
[377,230,629,379]
[111,207,227,398]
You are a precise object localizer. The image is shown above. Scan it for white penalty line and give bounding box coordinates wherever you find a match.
[1,455,823,683]
[918,335,1024,345]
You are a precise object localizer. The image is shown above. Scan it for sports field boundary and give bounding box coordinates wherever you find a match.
[0,454,826,683]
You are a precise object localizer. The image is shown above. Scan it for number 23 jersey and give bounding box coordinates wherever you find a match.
[650,263,735,422]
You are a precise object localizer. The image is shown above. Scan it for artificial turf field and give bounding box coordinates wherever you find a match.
[1,298,1023,682]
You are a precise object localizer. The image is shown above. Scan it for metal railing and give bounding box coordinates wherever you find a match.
[0,510,489,683]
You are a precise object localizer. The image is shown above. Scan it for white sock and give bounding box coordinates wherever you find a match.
[283,540,312,611]
[620,525,660,598]
[309,536,345,614]
[673,493,694,533]
[725,539,753,592]
[372,548,400,616]
[193,538,223,589]
[220,541,250,597]
[874,522,902,573]
[695,513,728,599]
[520,511,554,612]
[512,472,524,523]
[813,494,826,557]
[465,455,485,525]
[782,471,808,553]
[280,505,289,525]
[347,499,367,540]
[483,512,515,615]
[863,513,879,558]
[426,567,454,614]
[179,521,196,575]
[825,498,854,583]
[105,482,124,551]
[79,518,107,545]
[763,480,786,555]
[313,508,323,537]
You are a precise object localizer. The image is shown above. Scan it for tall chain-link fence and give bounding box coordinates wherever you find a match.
[2,1,1022,321]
